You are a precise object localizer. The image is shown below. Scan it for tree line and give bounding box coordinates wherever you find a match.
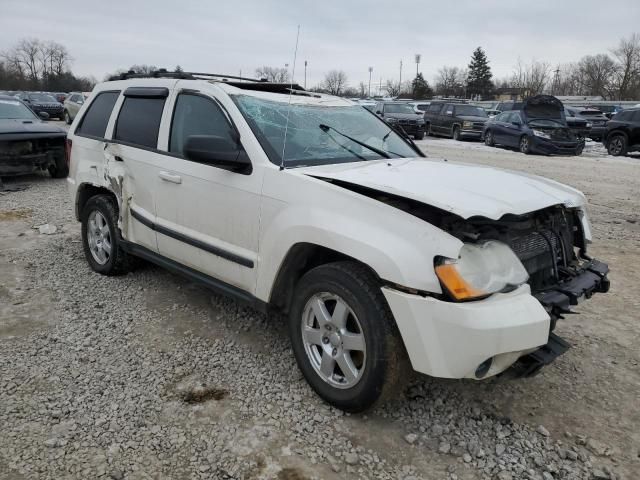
[0,38,96,92]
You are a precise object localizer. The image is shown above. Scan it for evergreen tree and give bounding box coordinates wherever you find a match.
[411,72,434,99]
[174,65,183,73]
[467,47,493,99]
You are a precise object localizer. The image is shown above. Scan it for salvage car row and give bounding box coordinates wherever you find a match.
[0,90,89,124]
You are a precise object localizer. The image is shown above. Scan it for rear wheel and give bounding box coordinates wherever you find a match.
[519,135,532,154]
[484,130,495,146]
[425,123,432,136]
[452,126,461,141]
[607,134,627,156]
[81,195,136,275]
[288,262,406,412]
[414,130,425,140]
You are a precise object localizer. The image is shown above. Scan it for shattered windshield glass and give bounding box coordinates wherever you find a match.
[234,95,417,167]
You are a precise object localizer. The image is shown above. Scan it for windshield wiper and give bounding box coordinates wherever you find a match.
[319,124,392,159]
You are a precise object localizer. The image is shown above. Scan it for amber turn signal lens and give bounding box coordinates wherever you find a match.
[435,264,485,300]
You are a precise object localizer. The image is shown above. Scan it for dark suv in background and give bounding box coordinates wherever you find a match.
[566,107,608,141]
[424,102,488,140]
[374,101,425,139]
[16,92,64,120]
[603,107,640,156]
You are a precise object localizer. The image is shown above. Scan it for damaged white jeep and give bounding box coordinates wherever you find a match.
[67,71,610,412]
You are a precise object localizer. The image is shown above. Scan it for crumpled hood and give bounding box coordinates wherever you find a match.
[0,118,66,135]
[298,158,586,220]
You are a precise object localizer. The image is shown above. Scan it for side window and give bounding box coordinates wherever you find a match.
[512,112,522,123]
[169,93,235,156]
[496,112,509,122]
[429,103,442,113]
[444,104,454,115]
[114,96,166,148]
[76,91,120,139]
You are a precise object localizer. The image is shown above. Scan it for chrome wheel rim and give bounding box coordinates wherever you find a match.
[485,131,492,145]
[520,136,529,152]
[87,210,112,265]
[301,292,366,389]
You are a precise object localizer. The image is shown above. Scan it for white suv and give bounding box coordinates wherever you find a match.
[67,71,609,412]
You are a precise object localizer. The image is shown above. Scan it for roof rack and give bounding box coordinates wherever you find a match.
[107,68,268,83]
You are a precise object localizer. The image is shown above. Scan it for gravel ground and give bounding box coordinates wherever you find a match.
[0,137,639,480]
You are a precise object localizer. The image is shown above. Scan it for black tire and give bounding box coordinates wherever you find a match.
[607,134,627,156]
[425,123,432,136]
[414,130,425,140]
[484,130,495,146]
[575,143,584,156]
[81,195,136,275]
[64,110,72,124]
[48,152,68,178]
[452,126,461,141]
[288,261,406,412]
[519,135,532,154]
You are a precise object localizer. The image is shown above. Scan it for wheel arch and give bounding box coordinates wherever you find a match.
[269,243,380,315]
[75,183,118,221]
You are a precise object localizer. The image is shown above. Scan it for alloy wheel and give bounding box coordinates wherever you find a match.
[520,136,530,153]
[609,137,624,155]
[301,292,366,389]
[87,210,112,265]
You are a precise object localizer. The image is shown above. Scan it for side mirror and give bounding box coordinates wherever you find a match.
[511,121,521,127]
[23,99,31,103]
[77,100,84,105]
[376,110,382,115]
[183,134,250,172]
[38,111,50,120]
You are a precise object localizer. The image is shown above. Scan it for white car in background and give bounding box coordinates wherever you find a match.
[66,71,610,412]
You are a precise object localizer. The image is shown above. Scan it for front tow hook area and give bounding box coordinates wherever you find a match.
[503,333,571,379]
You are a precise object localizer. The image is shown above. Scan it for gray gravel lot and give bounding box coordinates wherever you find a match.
[0,137,638,480]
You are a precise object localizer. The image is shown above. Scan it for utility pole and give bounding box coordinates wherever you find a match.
[304,60,307,89]
[379,77,382,97]
[552,66,560,95]
[415,54,421,77]
[368,66,373,98]
[399,60,403,94]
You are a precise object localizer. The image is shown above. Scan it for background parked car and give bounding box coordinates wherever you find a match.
[63,92,88,124]
[566,107,608,141]
[424,102,488,140]
[407,101,430,113]
[16,92,64,120]
[563,107,592,140]
[0,94,68,177]
[603,107,640,156]
[374,101,426,139]
[588,104,624,119]
[52,92,68,103]
[483,96,584,155]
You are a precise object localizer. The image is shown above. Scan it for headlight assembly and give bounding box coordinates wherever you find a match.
[462,121,473,128]
[532,129,550,139]
[435,241,529,301]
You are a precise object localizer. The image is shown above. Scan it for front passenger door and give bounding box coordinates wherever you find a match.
[153,90,263,293]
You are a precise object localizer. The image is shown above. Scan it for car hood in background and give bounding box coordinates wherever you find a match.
[523,95,564,121]
[0,118,67,135]
[298,158,586,220]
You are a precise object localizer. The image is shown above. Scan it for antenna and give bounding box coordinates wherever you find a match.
[280,25,301,171]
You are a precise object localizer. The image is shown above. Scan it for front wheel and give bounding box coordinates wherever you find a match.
[414,130,425,140]
[288,262,406,412]
[452,126,461,141]
[425,123,432,136]
[484,130,495,146]
[519,135,532,154]
[607,134,627,156]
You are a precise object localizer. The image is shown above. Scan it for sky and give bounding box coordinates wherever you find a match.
[2,0,639,92]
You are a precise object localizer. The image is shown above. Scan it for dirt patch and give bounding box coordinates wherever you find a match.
[277,468,309,480]
[0,208,32,221]
[181,384,229,404]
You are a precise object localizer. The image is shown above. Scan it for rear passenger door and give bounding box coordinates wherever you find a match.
[106,86,172,252]
[438,104,454,135]
[152,86,263,293]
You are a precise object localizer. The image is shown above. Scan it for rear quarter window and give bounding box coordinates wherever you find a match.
[114,97,166,149]
[76,91,120,138]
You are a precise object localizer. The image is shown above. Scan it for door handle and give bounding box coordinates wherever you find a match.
[159,171,182,184]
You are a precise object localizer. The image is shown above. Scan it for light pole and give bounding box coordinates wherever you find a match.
[368,66,373,98]
[304,60,308,89]
[399,60,403,94]
[415,54,421,77]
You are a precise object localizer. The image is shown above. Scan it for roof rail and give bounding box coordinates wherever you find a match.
[107,68,268,83]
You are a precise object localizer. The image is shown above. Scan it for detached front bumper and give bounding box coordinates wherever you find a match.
[383,259,609,380]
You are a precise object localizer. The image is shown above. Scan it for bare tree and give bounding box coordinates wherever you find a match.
[511,59,551,97]
[255,66,289,83]
[384,80,401,97]
[323,70,348,95]
[611,33,640,99]
[357,81,367,98]
[574,54,617,98]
